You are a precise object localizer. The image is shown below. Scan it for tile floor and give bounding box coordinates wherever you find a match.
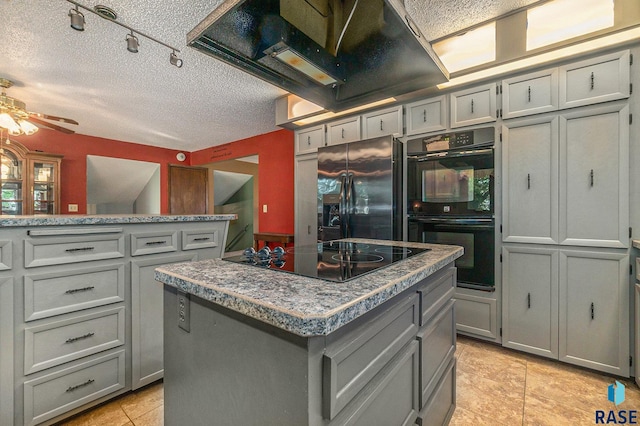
[59,335,640,426]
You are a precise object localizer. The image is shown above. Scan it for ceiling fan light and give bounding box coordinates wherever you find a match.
[18,120,38,135]
[126,32,139,53]
[0,112,22,135]
[69,7,85,31]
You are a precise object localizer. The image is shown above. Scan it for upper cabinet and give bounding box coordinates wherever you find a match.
[1,140,62,216]
[450,83,498,128]
[559,50,631,109]
[295,125,325,155]
[502,68,559,119]
[405,96,447,136]
[326,116,361,146]
[361,106,403,139]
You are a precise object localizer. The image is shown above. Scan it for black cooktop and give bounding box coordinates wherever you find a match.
[223,241,430,283]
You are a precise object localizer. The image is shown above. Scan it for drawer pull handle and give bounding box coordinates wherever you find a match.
[527,293,531,309]
[341,128,345,139]
[423,109,427,122]
[591,302,595,320]
[380,119,384,131]
[590,169,594,187]
[66,379,95,393]
[65,286,95,294]
[307,135,311,146]
[527,173,531,189]
[471,99,474,114]
[145,240,167,246]
[193,237,210,241]
[527,86,531,102]
[65,332,95,344]
[590,72,595,90]
[65,247,95,252]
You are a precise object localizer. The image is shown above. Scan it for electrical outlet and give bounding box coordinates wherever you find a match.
[262,204,268,213]
[177,290,190,332]
[68,204,78,212]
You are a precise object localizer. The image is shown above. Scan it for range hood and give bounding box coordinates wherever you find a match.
[187,0,449,112]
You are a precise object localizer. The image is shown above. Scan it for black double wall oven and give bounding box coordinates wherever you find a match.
[407,128,496,291]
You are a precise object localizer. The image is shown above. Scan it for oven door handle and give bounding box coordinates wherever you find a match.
[433,224,495,231]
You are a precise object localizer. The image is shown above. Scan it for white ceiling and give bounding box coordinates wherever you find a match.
[0,0,540,152]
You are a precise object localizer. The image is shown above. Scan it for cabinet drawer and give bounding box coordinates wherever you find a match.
[296,125,325,154]
[417,266,455,326]
[559,50,630,109]
[323,293,419,419]
[327,116,361,145]
[405,96,447,136]
[181,229,220,252]
[362,106,403,139]
[25,263,125,322]
[24,233,125,268]
[502,68,558,119]
[130,230,178,256]
[0,240,11,270]
[416,358,456,426]
[330,341,419,426]
[23,350,125,426]
[450,83,497,128]
[24,306,125,375]
[417,300,455,408]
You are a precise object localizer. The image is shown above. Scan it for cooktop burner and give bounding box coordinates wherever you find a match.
[223,241,430,283]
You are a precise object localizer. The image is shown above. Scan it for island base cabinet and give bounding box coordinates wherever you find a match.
[416,358,456,426]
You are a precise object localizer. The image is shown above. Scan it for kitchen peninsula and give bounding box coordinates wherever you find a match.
[0,214,235,426]
[155,239,462,426]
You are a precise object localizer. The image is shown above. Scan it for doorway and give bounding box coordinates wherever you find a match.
[86,156,160,214]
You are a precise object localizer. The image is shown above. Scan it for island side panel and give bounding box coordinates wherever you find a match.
[163,285,315,426]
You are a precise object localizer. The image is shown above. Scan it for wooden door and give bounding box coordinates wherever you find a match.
[169,165,208,214]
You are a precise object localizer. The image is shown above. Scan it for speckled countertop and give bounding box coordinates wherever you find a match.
[155,239,463,337]
[633,240,640,249]
[0,214,237,227]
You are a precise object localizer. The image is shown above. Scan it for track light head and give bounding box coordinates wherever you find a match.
[170,51,183,68]
[126,32,139,53]
[69,6,85,31]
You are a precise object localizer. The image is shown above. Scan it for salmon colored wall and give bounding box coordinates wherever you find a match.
[12,130,186,214]
[190,129,294,234]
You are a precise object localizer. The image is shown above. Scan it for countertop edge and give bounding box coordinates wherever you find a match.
[633,240,640,249]
[155,242,463,337]
[0,214,237,227]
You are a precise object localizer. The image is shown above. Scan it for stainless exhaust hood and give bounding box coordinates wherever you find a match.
[187,0,449,112]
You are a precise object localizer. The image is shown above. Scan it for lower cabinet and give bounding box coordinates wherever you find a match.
[502,245,629,376]
[131,253,198,390]
[0,276,14,426]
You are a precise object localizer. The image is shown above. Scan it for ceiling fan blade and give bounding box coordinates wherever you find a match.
[29,112,79,125]
[29,116,76,134]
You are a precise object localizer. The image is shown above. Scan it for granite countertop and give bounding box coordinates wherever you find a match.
[633,240,640,250]
[0,214,237,227]
[155,239,463,337]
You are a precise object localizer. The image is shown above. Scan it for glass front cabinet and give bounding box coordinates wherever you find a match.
[1,140,62,215]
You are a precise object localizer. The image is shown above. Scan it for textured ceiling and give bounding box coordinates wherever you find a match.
[0,0,540,152]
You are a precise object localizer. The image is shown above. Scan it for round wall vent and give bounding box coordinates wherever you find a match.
[94,5,117,20]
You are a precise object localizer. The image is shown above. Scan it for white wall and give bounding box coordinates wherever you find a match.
[134,167,161,214]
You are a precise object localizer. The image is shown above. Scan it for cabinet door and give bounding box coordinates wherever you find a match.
[450,83,497,128]
[559,50,630,109]
[502,115,559,244]
[327,116,361,145]
[362,106,403,139]
[295,125,325,155]
[131,253,197,390]
[405,95,447,136]
[559,103,629,248]
[0,277,13,426]
[559,250,629,376]
[502,246,558,359]
[502,68,558,119]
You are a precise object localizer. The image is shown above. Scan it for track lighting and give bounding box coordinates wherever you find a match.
[69,5,85,31]
[126,32,139,53]
[66,0,182,67]
[170,51,183,68]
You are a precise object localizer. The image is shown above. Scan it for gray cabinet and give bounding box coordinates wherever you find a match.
[296,125,325,155]
[405,95,447,136]
[502,115,559,244]
[326,116,361,145]
[131,252,197,390]
[294,154,319,250]
[559,102,630,248]
[361,106,403,139]
[450,82,497,128]
[0,276,14,426]
[501,68,559,119]
[502,246,558,358]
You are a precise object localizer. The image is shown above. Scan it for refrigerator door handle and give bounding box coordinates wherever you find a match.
[338,173,348,238]
[345,173,355,237]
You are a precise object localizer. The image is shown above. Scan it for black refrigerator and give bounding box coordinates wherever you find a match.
[317,135,403,241]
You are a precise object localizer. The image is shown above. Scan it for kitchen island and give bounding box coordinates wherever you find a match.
[0,214,235,426]
[155,239,462,426]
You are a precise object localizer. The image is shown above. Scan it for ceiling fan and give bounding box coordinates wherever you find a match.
[0,78,78,136]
